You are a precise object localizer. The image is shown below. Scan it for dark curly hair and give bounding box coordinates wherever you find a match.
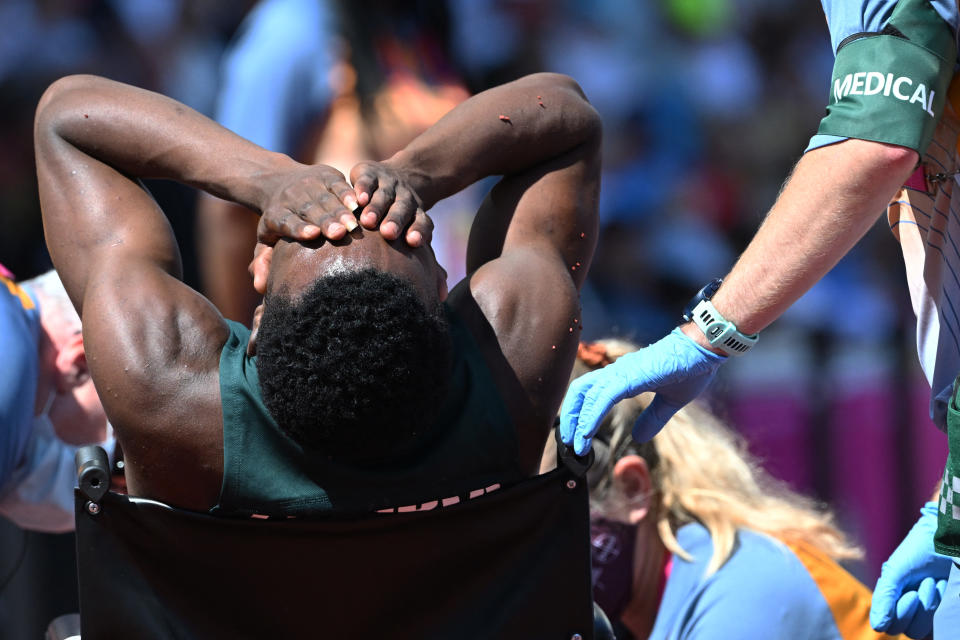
[256,268,453,465]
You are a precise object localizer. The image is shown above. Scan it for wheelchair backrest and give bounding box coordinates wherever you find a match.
[73,445,598,639]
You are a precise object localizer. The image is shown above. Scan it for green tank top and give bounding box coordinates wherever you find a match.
[211,305,525,517]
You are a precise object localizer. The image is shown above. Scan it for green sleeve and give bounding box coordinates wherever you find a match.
[816,0,956,153]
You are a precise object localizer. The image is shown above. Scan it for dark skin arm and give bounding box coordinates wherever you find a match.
[34,75,402,509]
[350,73,602,471]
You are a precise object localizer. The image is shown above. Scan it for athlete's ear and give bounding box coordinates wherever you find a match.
[249,243,273,296]
[247,302,265,357]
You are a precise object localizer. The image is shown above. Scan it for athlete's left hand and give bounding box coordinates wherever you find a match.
[349,160,433,247]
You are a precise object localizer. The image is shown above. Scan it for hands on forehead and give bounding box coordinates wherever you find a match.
[248,160,434,295]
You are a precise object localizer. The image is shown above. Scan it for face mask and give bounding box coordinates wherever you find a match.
[590,515,637,621]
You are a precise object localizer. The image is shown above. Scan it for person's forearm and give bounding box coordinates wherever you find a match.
[684,138,917,351]
[385,73,601,209]
[35,75,295,212]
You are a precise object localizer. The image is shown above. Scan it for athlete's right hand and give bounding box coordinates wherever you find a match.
[871,502,951,638]
[559,328,726,455]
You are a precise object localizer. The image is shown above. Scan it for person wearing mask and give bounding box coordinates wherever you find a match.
[547,339,908,639]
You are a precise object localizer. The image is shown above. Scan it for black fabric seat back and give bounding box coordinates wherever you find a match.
[74,463,597,639]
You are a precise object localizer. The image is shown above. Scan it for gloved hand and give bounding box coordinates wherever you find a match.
[559,327,726,455]
[871,502,952,638]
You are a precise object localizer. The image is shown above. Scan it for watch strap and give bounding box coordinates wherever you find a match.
[690,299,758,356]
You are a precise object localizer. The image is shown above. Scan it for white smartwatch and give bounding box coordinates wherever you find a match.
[681,279,758,356]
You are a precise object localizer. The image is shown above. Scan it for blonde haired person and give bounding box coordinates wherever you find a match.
[544,340,905,640]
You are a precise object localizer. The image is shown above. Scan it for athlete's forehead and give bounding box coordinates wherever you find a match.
[267,228,440,302]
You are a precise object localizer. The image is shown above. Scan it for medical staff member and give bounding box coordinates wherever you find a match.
[0,266,113,532]
[560,0,960,636]
[547,340,905,640]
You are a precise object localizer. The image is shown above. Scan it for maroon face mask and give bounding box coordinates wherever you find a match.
[590,515,637,621]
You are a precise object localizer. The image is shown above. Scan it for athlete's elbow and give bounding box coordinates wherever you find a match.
[524,73,602,144]
[34,75,99,141]
[572,94,602,149]
[527,72,590,103]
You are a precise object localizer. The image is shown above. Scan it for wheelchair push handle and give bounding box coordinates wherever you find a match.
[76,444,111,503]
[554,418,594,478]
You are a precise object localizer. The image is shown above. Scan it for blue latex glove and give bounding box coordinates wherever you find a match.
[559,327,726,455]
[871,502,952,639]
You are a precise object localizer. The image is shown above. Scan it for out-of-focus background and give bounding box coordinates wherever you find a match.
[0,1,943,636]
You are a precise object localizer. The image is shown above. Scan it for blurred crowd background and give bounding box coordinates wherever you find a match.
[0,0,945,636]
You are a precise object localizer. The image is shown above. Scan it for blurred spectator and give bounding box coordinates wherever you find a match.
[0,269,114,533]
[0,6,247,637]
[197,0,471,324]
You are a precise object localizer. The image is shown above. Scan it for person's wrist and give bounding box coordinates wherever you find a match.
[709,290,762,336]
[244,152,301,214]
[385,150,434,210]
[921,501,940,518]
[680,279,758,356]
[680,322,727,356]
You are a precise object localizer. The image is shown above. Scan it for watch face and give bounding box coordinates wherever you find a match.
[702,278,723,300]
[682,279,723,323]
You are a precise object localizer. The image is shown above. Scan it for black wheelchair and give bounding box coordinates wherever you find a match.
[50,433,614,639]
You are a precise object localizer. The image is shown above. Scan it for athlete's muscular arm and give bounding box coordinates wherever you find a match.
[351,73,602,468]
[686,138,917,350]
[33,75,361,508]
[35,75,365,307]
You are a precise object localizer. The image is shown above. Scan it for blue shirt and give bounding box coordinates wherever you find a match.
[648,523,876,640]
[0,273,41,490]
[0,272,117,532]
[821,0,958,53]
[215,0,337,154]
